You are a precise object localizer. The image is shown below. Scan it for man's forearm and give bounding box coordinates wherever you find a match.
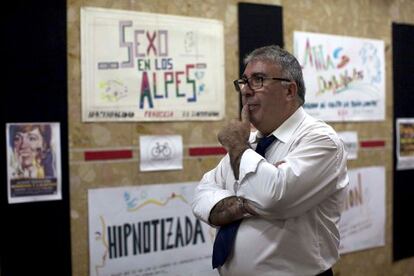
[209,196,254,226]
[209,196,244,226]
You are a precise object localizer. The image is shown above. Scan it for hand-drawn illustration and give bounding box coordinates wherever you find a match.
[88,183,216,276]
[81,8,224,121]
[294,31,385,121]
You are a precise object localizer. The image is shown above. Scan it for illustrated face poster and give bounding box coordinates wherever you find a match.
[339,166,385,254]
[396,118,414,170]
[294,31,385,121]
[6,122,62,204]
[88,182,216,276]
[81,7,225,122]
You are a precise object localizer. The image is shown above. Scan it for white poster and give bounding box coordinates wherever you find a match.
[81,7,225,122]
[338,131,358,160]
[396,118,414,170]
[6,122,62,204]
[339,166,385,254]
[294,31,385,121]
[140,135,183,171]
[88,182,217,276]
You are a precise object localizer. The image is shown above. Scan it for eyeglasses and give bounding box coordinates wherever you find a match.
[233,76,291,92]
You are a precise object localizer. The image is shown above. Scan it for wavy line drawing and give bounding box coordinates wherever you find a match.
[128,192,189,212]
[95,216,108,276]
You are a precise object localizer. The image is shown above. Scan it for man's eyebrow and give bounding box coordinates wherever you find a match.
[251,72,266,77]
[242,72,266,78]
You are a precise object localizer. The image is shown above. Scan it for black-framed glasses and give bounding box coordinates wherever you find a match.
[233,76,291,92]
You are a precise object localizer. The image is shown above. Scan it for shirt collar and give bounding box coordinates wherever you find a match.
[251,107,307,144]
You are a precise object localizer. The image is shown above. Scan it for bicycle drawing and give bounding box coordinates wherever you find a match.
[150,142,172,159]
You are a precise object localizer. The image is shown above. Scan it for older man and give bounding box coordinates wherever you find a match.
[192,45,349,276]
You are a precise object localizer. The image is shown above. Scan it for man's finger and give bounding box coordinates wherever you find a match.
[241,104,250,125]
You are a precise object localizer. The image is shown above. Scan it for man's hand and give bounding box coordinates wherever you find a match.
[218,105,251,179]
[218,104,251,150]
[209,196,257,226]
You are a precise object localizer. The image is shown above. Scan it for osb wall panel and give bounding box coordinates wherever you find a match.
[67,0,414,275]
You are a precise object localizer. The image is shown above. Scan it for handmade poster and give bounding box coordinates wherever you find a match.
[339,166,385,254]
[396,118,414,170]
[88,182,216,276]
[139,135,183,171]
[338,131,358,160]
[294,31,385,121]
[6,122,62,204]
[81,7,225,122]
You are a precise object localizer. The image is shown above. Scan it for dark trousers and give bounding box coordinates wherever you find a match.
[316,268,333,276]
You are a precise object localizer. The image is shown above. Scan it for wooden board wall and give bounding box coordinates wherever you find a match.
[67,0,414,275]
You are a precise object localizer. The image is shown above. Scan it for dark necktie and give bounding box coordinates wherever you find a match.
[212,135,276,269]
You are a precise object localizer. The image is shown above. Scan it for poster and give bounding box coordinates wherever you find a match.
[139,135,183,172]
[338,131,358,160]
[294,31,385,121]
[81,7,225,122]
[339,166,385,254]
[88,182,216,276]
[396,118,414,170]
[6,122,62,204]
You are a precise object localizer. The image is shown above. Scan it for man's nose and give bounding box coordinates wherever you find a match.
[241,85,254,96]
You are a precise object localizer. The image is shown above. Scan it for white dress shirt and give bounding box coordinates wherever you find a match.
[192,107,349,276]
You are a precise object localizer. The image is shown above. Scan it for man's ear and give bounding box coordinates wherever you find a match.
[285,82,298,102]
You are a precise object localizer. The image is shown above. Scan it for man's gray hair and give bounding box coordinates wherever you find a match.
[244,45,306,105]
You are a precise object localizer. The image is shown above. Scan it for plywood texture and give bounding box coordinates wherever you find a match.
[67,0,414,275]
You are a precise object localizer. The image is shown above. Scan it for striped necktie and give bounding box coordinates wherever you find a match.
[212,135,276,268]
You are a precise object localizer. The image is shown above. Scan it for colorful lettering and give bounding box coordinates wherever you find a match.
[139,72,154,108]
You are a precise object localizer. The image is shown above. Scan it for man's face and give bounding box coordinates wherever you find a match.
[241,60,290,134]
[13,128,44,168]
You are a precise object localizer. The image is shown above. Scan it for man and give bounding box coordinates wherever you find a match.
[192,45,349,276]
